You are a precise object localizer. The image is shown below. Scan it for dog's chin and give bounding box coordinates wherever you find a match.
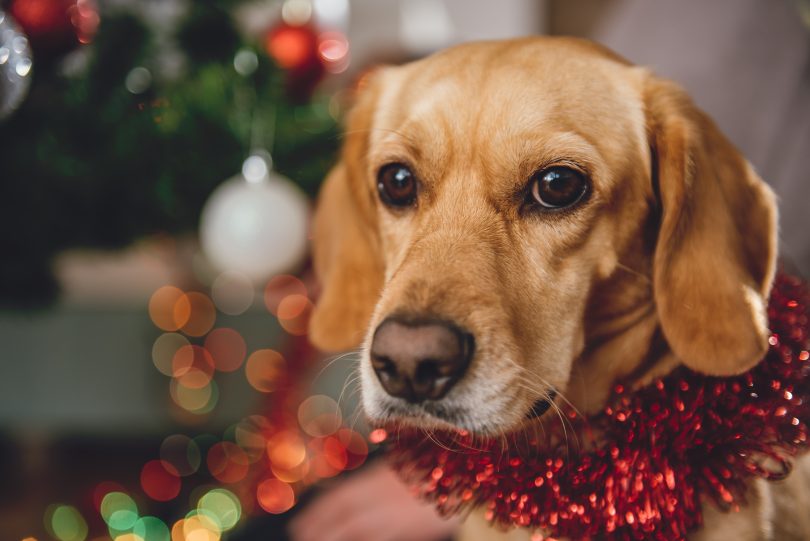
[366,391,559,437]
[368,400,476,432]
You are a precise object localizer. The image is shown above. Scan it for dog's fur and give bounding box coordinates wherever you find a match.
[308,37,810,540]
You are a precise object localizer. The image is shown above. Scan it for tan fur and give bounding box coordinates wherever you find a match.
[309,37,808,540]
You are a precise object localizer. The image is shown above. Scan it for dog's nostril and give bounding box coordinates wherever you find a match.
[371,355,395,373]
[370,317,474,403]
[415,360,440,383]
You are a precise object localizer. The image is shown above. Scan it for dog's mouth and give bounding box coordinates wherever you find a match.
[375,389,560,436]
[525,391,557,420]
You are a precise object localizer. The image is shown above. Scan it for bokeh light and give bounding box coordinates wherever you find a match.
[206,442,249,484]
[369,428,388,444]
[197,488,242,532]
[182,510,222,541]
[267,430,311,480]
[234,415,272,463]
[92,481,125,513]
[44,504,88,541]
[336,428,369,470]
[245,349,285,393]
[267,430,307,470]
[297,394,341,437]
[256,479,295,514]
[115,534,145,541]
[170,377,219,414]
[160,434,202,477]
[204,328,246,372]
[263,275,307,316]
[149,286,190,332]
[152,333,191,377]
[140,460,182,502]
[282,0,313,25]
[180,292,217,337]
[277,294,312,335]
[176,368,214,390]
[271,456,311,483]
[265,24,317,70]
[233,49,259,78]
[71,0,100,44]
[125,66,152,94]
[133,516,170,541]
[125,274,377,536]
[170,520,187,541]
[100,492,138,531]
[308,436,347,478]
[172,345,215,379]
[211,271,255,315]
[318,32,350,73]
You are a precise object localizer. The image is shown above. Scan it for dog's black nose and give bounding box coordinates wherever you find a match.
[370,317,474,403]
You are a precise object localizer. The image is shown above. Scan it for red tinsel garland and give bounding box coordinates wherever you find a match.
[384,273,810,541]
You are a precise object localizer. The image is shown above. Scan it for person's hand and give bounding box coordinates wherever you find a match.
[289,460,460,541]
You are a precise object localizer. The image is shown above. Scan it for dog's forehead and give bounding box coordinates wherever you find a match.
[369,38,646,175]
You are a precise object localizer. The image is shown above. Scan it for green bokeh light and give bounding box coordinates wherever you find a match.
[198,488,242,531]
[46,504,88,541]
[133,516,170,541]
[101,491,139,531]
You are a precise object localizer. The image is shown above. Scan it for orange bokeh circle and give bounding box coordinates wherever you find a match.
[204,328,247,372]
[277,295,312,336]
[245,349,285,393]
[207,442,250,484]
[264,275,307,316]
[180,292,217,337]
[256,479,295,514]
[149,286,190,331]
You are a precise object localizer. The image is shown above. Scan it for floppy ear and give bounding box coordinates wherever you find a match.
[309,79,385,352]
[645,76,778,375]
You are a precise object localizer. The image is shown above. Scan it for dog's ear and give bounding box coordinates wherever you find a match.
[309,77,385,352]
[645,75,778,375]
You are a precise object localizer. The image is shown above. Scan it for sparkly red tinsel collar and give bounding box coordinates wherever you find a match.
[383,273,810,541]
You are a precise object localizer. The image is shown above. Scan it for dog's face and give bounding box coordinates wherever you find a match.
[310,38,777,436]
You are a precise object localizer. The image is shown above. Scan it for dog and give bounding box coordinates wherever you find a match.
[308,37,810,540]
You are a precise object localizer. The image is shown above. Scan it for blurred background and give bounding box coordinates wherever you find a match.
[0,0,807,540]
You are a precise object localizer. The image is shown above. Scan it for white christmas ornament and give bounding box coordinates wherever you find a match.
[200,155,309,282]
[0,10,33,120]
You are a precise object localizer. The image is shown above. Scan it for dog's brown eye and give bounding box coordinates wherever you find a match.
[378,163,417,208]
[530,166,589,209]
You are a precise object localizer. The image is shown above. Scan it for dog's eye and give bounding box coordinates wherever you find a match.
[377,163,417,208]
[530,166,589,209]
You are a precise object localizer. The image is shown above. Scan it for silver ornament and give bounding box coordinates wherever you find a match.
[0,10,33,120]
[200,153,310,283]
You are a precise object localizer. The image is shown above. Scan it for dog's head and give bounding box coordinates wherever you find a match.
[309,38,777,435]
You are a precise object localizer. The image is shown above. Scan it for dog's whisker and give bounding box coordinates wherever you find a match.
[336,372,362,411]
[316,348,363,379]
[511,379,580,454]
[502,357,585,424]
[422,426,456,453]
[345,390,368,433]
[615,260,652,284]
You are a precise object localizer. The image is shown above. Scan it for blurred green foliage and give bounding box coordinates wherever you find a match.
[0,2,339,305]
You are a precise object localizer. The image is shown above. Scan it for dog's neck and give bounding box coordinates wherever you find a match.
[567,257,676,416]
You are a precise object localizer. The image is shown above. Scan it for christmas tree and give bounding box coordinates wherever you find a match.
[0,0,341,305]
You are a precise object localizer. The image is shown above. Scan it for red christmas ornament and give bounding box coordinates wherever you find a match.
[9,0,98,57]
[265,21,324,102]
[385,273,810,541]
